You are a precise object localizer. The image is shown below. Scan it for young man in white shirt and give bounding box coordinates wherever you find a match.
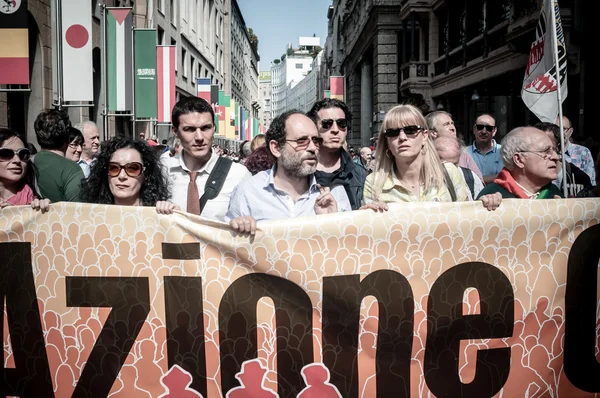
[164,97,250,221]
[226,110,351,234]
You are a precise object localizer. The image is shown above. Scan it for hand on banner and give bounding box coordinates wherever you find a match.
[479,192,502,211]
[360,201,389,212]
[230,216,257,235]
[31,199,51,213]
[156,201,180,215]
[315,185,338,214]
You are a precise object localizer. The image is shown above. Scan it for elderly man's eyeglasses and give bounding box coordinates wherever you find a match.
[321,118,348,130]
[475,124,496,132]
[384,125,424,137]
[285,136,324,149]
[519,148,559,160]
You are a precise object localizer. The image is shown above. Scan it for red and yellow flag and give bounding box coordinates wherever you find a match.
[0,0,29,85]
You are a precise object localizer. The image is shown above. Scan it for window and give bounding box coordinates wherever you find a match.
[296,63,303,69]
[170,0,176,25]
[190,56,195,80]
[182,48,187,78]
[157,27,165,45]
[171,38,177,72]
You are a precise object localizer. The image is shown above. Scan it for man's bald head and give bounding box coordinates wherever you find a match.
[434,136,461,164]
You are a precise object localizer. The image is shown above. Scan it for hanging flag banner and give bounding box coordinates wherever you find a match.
[324,90,331,99]
[197,77,211,103]
[106,7,133,112]
[0,0,29,85]
[521,0,568,123]
[60,0,93,102]
[157,45,176,123]
[330,76,344,101]
[210,84,219,106]
[1,200,600,397]
[133,29,157,119]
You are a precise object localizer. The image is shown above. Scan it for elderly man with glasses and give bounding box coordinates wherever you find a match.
[305,98,367,210]
[476,126,563,199]
[466,114,504,184]
[226,110,351,235]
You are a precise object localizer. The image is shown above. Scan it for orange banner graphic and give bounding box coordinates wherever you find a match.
[1,200,599,397]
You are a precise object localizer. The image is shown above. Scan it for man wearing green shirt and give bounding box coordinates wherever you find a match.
[32,110,84,202]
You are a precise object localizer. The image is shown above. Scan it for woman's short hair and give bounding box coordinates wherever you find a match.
[250,134,266,151]
[68,127,84,146]
[81,137,170,206]
[244,145,275,175]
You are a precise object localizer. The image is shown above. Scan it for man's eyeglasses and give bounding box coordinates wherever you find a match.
[107,162,145,177]
[0,148,31,162]
[320,118,348,130]
[285,136,324,149]
[519,148,559,160]
[384,125,424,138]
[475,124,496,132]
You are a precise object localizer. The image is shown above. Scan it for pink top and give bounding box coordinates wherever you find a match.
[6,184,35,206]
[459,151,484,183]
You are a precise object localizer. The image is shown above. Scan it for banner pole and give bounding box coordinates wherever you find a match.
[550,0,568,198]
[101,5,108,141]
[55,0,63,109]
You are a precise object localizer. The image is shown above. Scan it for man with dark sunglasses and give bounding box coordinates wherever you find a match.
[225,110,351,235]
[31,109,84,202]
[306,98,367,210]
[466,114,503,184]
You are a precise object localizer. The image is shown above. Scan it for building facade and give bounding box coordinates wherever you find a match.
[322,0,594,148]
[285,51,322,113]
[258,71,272,130]
[270,37,320,118]
[225,0,259,118]
[1,0,262,143]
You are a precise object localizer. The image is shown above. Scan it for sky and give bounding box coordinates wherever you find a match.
[237,0,331,72]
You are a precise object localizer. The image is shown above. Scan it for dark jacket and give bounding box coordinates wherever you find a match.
[477,183,563,199]
[315,150,368,210]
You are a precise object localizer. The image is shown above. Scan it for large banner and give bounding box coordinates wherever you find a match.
[133,29,158,119]
[1,201,600,397]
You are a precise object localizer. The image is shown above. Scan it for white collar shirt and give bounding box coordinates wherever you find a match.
[165,151,251,221]
[225,166,351,222]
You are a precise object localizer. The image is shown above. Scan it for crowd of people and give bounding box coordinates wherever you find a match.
[1,95,597,230]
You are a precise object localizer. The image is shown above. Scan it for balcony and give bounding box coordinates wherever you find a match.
[400,61,432,89]
[399,0,432,20]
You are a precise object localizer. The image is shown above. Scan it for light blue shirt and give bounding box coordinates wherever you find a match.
[77,158,96,178]
[225,167,351,222]
[465,140,503,177]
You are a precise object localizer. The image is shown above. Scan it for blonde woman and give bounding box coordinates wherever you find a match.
[362,104,500,211]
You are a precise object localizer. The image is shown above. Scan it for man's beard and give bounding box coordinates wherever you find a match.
[281,151,319,177]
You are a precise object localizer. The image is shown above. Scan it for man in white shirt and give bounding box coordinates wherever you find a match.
[75,121,100,178]
[226,110,351,234]
[164,97,250,221]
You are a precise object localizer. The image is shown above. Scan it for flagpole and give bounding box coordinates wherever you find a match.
[101,4,108,141]
[550,0,568,198]
[55,0,64,109]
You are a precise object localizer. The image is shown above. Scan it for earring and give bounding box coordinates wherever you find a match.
[421,145,427,155]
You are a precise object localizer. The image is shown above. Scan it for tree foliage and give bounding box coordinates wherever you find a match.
[248,28,259,52]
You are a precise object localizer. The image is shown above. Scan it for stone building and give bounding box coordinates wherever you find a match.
[224,0,260,119]
[258,71,272,130]
[322,0,595,148]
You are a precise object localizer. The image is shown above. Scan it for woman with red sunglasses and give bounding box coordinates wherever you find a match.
[81,137,178,214]
[0,129,50,212]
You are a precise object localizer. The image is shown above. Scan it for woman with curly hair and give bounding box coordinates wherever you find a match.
[0,128,50,212]
[81,137,178,214]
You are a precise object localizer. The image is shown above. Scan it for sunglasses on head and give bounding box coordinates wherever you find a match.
[0,147,31,162]
[320,118,348,130]
[107,162,145,178]
[384,125,424,137]
[475,124,496,132]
